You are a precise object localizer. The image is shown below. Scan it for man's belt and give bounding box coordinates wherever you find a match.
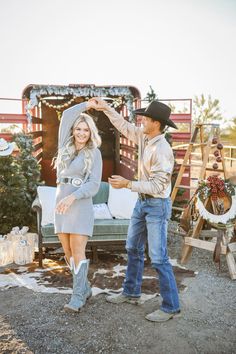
[57,177,83,188]
[138,193,156,200]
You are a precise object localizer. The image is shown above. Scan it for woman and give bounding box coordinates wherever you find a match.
[54,100,102,312]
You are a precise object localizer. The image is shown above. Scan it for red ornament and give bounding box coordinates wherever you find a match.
[212,163,218,170]
[212,137,218,144]
[216,156,222,162]
[217,143,223,150]
[214,150,220,157]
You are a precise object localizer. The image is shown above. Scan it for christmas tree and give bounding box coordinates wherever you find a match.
[13,133,41,203]
[0,134,41,234]
[0,154,29,234]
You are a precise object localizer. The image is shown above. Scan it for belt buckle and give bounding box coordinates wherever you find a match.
[71,177,83,187]
[139,193,146,201]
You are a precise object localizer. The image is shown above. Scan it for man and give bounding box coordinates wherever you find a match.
[89,97,180,322]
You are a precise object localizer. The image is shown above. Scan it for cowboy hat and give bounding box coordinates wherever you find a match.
[0,138,15,156]
[133,100,178,129]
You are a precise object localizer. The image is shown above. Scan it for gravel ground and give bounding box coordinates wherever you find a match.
[0,224,236,354]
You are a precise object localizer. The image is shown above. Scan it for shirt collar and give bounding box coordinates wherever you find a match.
[144,133,165,146]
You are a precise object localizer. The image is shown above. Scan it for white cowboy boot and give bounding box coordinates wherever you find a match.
[83,259,92,301]
[70,258,92,300]
[64,259,91,312]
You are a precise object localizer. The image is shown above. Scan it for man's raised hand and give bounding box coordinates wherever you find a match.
[87,97,111,111]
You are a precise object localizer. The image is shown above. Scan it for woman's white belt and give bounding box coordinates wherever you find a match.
[57,177,83,187]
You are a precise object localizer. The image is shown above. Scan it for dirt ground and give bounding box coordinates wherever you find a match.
[0,229,236,354]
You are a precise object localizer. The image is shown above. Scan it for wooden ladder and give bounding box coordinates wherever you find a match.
[171,123,226,203]
[171,124,236,279]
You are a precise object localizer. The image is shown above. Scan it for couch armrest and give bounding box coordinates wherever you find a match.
[31,196,42,236]
[32,195,41,212]
[31,195,44,267]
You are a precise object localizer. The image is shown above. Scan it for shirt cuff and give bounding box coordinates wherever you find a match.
[130,181,140,192]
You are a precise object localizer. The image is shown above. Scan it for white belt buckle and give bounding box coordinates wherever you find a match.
[71,177,83,187]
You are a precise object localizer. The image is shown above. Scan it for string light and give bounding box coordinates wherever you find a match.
[40,96,77,120]
[40,96,124,120]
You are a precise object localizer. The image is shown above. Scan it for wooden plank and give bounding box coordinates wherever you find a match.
[192,199,212,238]
[28,130,44,138]
[189,143,207,147]
[190,126,199,143]
[199,125,205,160]
[199,126,214,180]
[220,148,228,180]
[172,230,218,238]
[183,163,203,167]
[34,142,43,151]
[35,152,43,160]
[184,237,227,255]
[181,214,206,263]
[200,230,218,238]
[177,185,197,190]
[206,168,224,172]
[171,129,196,201]
[31,116,43,124]
[226,252,236,280]
[0,113,27,123]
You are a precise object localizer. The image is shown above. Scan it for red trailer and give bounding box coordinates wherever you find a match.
[0,85,192,187]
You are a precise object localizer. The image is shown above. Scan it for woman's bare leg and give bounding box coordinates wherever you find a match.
[57,233,72,264]
[70,234,88,267]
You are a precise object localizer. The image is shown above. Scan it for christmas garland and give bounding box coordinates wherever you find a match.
[26,85,135,129]
[196,176,236,225]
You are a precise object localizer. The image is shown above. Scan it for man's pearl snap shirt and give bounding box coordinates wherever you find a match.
[103,106,174,198]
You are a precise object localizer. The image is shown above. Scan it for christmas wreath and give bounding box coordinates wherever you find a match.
[196,175,236,226]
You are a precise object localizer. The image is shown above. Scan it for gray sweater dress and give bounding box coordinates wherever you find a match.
[54,102,102,236]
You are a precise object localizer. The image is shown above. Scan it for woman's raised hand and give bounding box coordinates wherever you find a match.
[87,97,110,111]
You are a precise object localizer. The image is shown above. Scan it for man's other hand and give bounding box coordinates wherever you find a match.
[108,175,130,189]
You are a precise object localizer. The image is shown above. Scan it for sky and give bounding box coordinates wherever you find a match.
[0,0,236,120]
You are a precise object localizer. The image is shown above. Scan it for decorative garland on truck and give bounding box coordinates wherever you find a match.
[26,85,135,129]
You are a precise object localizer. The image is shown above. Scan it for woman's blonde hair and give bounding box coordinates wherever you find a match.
[55,113,101,175]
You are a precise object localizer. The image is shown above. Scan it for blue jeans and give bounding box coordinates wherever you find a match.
[122,197,180,313]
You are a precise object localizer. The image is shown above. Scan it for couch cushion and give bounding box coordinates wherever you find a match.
[92,181,109,204]
[108,185,138,219]
[37,186,56,226]
[93,203,113,219]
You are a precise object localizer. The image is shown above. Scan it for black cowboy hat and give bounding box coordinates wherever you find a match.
[133,100,178,129]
